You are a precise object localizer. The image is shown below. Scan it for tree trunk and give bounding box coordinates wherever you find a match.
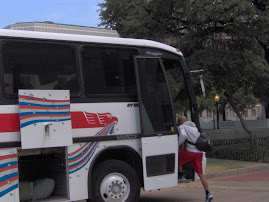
[222,111,226,121]
[225,92,258,150]
[265,103,269,119]
[221,103,226,121]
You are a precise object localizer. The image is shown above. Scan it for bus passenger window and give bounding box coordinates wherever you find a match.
[2,41,79,95]
[82,46,138,96]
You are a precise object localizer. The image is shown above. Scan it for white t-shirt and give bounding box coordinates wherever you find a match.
[178,121,202,153]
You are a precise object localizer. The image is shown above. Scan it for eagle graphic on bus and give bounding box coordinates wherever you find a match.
[71,111,118,129]
[68,112,118,174]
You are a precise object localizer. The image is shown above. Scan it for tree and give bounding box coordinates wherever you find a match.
[99,0,160,40]
[98,0,269,149]
[251,0,269,118]
[183,0,268,149]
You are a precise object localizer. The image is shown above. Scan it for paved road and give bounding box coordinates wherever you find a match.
[139,170,269,202]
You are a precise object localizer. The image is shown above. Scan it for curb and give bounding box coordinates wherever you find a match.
[205,164,269,180]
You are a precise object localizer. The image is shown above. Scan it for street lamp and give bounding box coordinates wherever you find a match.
[214,94,220,129]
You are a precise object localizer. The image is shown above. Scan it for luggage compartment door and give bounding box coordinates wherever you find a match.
[19,90,73,149]
[134,57,178,191]
[0,148,19,202]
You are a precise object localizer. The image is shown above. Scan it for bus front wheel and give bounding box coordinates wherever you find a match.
[90,159,140,202]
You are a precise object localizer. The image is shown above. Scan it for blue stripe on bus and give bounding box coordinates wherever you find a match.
[68,142,95,161]
[21,118,71,128]
[0,162,17,170]
[0,172,18,183]
[69,143,99,174]
[0,184,18,197]
[20,111,70,116]
[19,102,70,108]
[68,143,97,169]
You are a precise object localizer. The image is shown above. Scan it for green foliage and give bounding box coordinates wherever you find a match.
[98,0,269,115]
[196,89,225,112]
[208,138,269,162]
[210,137,269,163]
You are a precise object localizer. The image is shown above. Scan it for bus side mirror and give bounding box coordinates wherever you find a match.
[200,75,207,98]
[190,69,207,98]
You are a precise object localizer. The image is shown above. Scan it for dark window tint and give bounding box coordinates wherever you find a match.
[136,58,173,133]
[82,46,137,95]
[2,41,79,95]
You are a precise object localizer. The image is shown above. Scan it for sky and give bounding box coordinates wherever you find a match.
[0,0,104,28]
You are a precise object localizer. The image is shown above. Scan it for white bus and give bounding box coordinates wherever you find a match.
[0,29,202,202]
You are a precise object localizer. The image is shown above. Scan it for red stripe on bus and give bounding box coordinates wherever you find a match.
[0,111,113,132]
[0,114,20,133]
[68,143,88,157]
[69,143,98,170]
[0,154,17,161]
[0,165,17,173]
[20,113,71,120]
[68,143,95,163]
[0,176,18,188]
[19,105,70,110]
[19,95,70,103]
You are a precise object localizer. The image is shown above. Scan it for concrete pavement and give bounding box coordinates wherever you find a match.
[140,159,269,202]
[79,158,269,201]
[205,158,269,180]
[140,177,269,202]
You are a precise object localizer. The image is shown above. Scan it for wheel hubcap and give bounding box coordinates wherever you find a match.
[100,172,130,202]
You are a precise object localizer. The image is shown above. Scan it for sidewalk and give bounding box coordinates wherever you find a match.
[205,158,269,180]
[140,166,269,202]
[167,159,269,202]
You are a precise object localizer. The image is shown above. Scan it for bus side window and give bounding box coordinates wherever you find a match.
[82,46,138,96]
[2,41,79,96]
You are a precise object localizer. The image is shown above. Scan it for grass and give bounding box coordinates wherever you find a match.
[205,159,243,173]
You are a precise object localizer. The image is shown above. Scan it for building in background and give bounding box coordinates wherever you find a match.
[3,21,120,37]
[199,103,265,123]
[224,103,265,121]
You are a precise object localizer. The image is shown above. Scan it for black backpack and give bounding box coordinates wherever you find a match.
[186,132,212,152]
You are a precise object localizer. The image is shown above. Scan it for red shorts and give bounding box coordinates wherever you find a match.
[178,149,203,174]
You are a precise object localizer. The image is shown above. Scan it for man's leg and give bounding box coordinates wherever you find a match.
[178,164,183,172]
[198,173,208,190]
[178,151,187,182]
[191,152,213,202]
[178,165,186,182]
[198,173,213,202]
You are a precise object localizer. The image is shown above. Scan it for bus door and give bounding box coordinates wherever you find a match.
[134,57,178,191]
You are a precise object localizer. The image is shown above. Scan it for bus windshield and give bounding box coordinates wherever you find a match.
[163,59,190,118]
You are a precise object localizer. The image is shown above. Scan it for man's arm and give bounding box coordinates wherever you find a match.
[178,127,187,146]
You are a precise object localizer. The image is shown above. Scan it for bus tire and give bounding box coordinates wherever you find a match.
[90,159,140,202]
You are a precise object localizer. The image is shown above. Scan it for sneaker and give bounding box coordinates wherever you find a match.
[205,193,213,202]
[178,175,187,183]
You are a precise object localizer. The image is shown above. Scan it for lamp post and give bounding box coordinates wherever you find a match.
[214,94,220,129]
